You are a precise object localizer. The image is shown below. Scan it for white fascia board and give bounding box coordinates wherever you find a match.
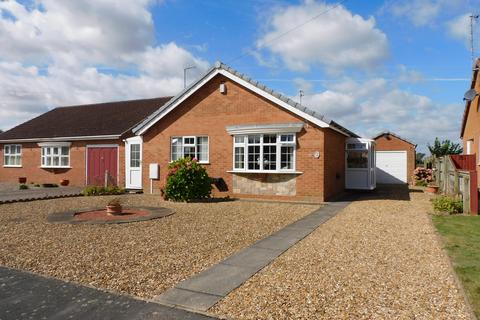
[38,142,72,147]
[136,70,219,135]
[217,70,330,129]
[0,135,120,144]
[135,67,334,136]
[226,123,304,135]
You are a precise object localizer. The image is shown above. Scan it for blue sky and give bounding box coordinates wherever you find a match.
[1,0,480,152]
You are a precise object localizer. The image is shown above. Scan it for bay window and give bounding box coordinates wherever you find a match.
[233,133,296,172]
[38,142,71,168]
[171,136,209,163]
[4,144,22,167]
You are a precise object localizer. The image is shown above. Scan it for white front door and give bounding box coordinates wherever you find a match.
[125,136,142,189]
[376,151,407,184]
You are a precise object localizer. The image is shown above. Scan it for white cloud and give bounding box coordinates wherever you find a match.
[0,0,209,131]
[298,77,461,152]
[446,13,471,44]
[256,0,388,73]
[387,0,442,26]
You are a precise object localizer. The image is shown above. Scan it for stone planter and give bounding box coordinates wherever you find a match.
[106,205,122,215]
[60,179,70,186]
[18,177,27,184]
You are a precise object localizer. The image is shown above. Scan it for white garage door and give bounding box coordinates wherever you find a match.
[376,151,407,184]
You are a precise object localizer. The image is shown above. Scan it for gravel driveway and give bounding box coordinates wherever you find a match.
[211,186,473,319]
[0,195,316,298]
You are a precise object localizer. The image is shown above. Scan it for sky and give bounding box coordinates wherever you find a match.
[1,0,480,153]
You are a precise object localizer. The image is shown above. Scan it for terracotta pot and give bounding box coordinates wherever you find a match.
[18,177,27,184]
[425,185,439,194]
[60,179,70,186]
[106,204,122,215]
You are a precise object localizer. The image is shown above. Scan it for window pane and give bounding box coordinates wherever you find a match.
[46,157,52,166]
[248,135,260,144]
[184,137,195,145]
[234,147,245,169]
[5,146,10,154]
[16,145,21,154]
[196,137,208,162]
[346,151,368,168]
[130,144,140,167]
[46,148,51,155]
[15,155,21,166]
[248,145,260,170]
[263,134,276,144]
[183,146,196,159]
[53,147,59,155]
[280,134,294,142]
[281,146,294,170]
[171,138,182,161]
[234,136,245,144]
[61,147,69,155]
[4,155,9,166]
[53,156,59,166]
[263,145,276,170]
[61,157,69,166]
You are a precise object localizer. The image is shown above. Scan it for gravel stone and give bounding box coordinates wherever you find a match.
[211,188,473,319]
[0,195,316,299]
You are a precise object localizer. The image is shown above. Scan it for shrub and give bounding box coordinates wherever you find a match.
[42,183,59,188]
[432,196,463,214]
[413,167,433,186]
[164,157,212,202]
[19,184,29,190]
[81,186,125,196]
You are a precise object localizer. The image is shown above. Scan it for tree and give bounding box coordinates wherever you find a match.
[427,137,463,157]
[416,152,426,165]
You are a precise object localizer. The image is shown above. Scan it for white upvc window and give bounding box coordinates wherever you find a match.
[39,144,70,168]
[170,136,209,163]
[3,144,22,167]
[233,133,296,172]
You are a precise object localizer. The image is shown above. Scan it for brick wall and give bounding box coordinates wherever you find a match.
[142,74,346,202]
[462,72,480,186]
[0,140,124,187]
[374,135,416,183]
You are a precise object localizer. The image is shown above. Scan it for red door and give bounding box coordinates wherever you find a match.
[87,147,118,186]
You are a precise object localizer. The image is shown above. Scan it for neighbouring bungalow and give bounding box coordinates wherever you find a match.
[0,62,375,201]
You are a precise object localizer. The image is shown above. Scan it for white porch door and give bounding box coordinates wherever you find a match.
[125,137,143,189]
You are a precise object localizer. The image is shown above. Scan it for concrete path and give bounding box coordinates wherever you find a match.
[153,201,351,312]
[0,266,215,320]
[0,186,82,204]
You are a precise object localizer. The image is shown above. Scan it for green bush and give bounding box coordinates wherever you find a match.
[164,157,212,202]
[432,196,463,214]
[42,183,58,188]
[81,186,125,196]
[19,184,29,190]
[415,180,428,187]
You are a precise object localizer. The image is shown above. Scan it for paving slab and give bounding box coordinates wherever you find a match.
[153,200,350,312]
[0,266,215,320]
[0,187,83,204]
[177,264,259,297]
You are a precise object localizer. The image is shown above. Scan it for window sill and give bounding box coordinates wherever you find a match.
[227,170,302,174]
[40,166,72,169]
[3,165,22,168]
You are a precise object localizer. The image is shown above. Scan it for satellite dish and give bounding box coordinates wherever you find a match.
[464,88,478,101]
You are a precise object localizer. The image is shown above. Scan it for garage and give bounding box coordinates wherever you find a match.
[373,132,416,185]
[376,151,407,184]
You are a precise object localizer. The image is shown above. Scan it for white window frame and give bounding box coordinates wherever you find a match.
[38,142,71,169]
[170,136,209,163]
[3,144,22,167]
[231,133,296,173]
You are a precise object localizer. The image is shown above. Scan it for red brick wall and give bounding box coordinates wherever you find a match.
[142,74,346,201]
[0,140,124,187]
[374,135,416,183]
[323,129,347,200]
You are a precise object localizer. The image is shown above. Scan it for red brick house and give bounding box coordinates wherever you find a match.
[0,62,359,201]
[373,132,416,184]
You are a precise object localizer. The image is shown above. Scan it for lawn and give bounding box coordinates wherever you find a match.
[0,195,316,298]
[433,215,480,317]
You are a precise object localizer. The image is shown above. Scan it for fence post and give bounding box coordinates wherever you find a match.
[454,170,459,194]
[463,175,470,214]
[443,157,449,193]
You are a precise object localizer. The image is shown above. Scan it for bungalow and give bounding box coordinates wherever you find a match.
[0,62,368,201]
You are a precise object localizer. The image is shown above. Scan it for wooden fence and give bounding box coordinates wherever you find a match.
[434,155,478,215]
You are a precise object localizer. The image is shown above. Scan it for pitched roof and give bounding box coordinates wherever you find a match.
[372,131,417,147]
[0,97,172,142]
[133,61,358,138]
[460,58,480,138]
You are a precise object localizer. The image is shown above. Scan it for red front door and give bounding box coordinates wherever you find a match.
[87,147,118,186]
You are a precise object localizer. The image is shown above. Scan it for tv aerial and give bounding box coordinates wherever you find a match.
[464,88,479,101]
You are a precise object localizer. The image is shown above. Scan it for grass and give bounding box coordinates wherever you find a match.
[432,215,480,317]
